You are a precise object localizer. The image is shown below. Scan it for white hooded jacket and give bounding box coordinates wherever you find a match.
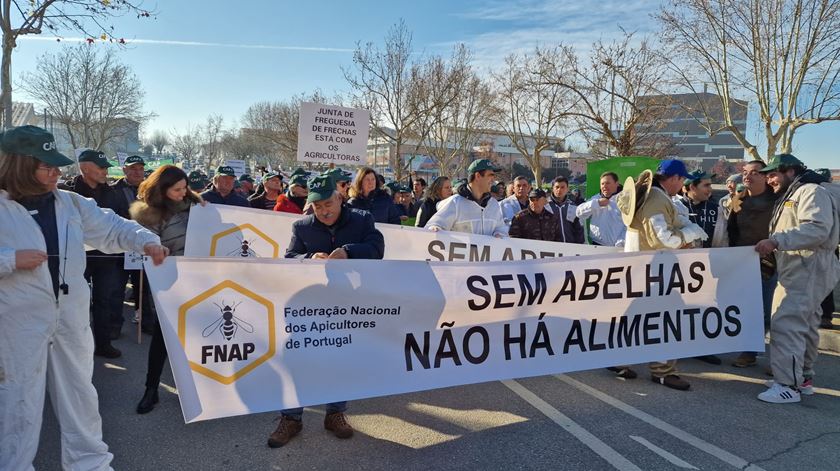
[426,184,508,237]
[0,189,159,470]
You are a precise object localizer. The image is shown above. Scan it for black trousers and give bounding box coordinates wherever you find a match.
[145,320,168,389]
[84,256,123,349]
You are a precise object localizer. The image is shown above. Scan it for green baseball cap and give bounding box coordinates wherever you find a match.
[683,170,716,186]
[124,155,145,167]
[467,158,502,175]
[815,168,832,182]
[759,154,805,173]
[188,171,207,190]
[78,149,112,168]
[215,165,236,177]
[323,167,352,182]
[291,167,310,177]
[239,174,255,183]
[0,125,74,166]
[397,185,412,193]
[289,174,308,188]
[263,171,282,181]
[306,175,335,203]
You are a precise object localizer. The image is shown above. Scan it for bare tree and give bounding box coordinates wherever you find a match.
[0,1,152,128]
[537,33,676,158]
[148,129,169,155]
[658,0,840,160]
[490,48,571,184]
[170,124,202,169]
[242,90,334,168]
[414,44,493,178]
[344,19,427,181]
[19,44,152,150]
[201,114,225,168]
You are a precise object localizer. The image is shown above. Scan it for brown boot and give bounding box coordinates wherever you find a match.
[651,374,690,391]
[267,416,302,448]
[732,353,757,368]
[324,412,354,439]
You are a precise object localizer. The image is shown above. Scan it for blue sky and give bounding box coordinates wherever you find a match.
[13,0,839,168]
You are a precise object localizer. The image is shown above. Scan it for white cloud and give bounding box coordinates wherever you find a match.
[19,36,353,53]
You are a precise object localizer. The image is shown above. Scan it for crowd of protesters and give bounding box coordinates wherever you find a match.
[1,124,839,469]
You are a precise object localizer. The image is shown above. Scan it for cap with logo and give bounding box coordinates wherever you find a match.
[397,185,412,194]
[239,174,255,183]
[289,175,308,188]
[306,175,336,203]
[263,171,282,181]
[124,155,145,167]
[78,149,113,169]
[0,125,74,166]
[323,167,352,183]
[188,170,208,190]
[291,167,311,178]
[467,159,502,175]
[528,188,547,199]
[759,154,805,173]
[683,170,716,187]
[657,159,691,178]
[215,165,236,177]
[815,168,832,182]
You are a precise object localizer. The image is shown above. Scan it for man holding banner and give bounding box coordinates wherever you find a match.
[618,159,708,390]
[426,159,508,238]
[268,175,385,447]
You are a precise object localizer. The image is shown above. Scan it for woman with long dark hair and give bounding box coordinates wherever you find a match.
[130,165,204,414]
[415,176,453,228]
[347,167,400,224]
[0,126,167,470]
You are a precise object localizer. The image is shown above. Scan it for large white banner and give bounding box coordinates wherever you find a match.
[145,247,764,423]
[297,102,370,165]
[184,204,620,261]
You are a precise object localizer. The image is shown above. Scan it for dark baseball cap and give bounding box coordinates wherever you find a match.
[263,171,282,181]
[239,174,255,183]
[188,171,208,190]
[291,167,311,177]
[124,155,145,167]
[78,149,112,168]
[467,159,502,174]
[684,170,716,186]
[0,125,74,166]
[323,167,352,183]
[306,175,335,203]
[528,188,547,199]
[657,159,691,178]
[215,165,236,177]
[760,154,805,173]
[289,175,308,188]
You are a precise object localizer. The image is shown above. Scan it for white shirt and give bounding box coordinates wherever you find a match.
[575,193,626,246]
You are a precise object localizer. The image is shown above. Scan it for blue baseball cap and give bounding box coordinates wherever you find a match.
[657,159,691,178]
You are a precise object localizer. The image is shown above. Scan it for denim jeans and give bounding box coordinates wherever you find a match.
[282,402,347,421]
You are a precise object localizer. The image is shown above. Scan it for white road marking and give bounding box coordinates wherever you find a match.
[501,380,643,471]
[556,375,767,471]
[629,435,699,469]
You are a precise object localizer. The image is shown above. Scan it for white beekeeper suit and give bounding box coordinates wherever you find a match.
[0,189,160,471]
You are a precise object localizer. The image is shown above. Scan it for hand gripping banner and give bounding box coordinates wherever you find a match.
[145,247,764,422]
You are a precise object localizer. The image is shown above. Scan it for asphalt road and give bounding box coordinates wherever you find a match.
[34,312,840,471]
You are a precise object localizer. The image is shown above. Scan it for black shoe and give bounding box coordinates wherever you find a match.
[136,387,159,414]
[820,318,835,329]
[607,367,638,379]
[94,344,122,359]
[652,374,690,391]
[695,355,722,365]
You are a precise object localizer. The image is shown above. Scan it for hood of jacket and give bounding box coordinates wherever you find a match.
[458,182,492,208]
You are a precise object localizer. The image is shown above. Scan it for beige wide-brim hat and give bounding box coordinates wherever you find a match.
[616,170,654,226]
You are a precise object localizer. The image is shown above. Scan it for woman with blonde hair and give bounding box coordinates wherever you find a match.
[347,166,400,224]
[130,164,204,414]
[0,125,167,470]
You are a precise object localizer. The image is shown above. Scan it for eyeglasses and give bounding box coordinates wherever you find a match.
[36,165,61,175]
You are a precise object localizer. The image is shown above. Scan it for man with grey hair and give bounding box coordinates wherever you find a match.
[268,175,384,448]
[500,175,532,224]
[201,165,250,207]
[62,150,129,358]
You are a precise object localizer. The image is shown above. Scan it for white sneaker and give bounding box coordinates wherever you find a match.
[764,379,814,395]
[758,382,801,403]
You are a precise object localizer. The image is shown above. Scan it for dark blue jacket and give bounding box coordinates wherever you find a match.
[347,189,401,224]
[200,188,250,207]
[286,205,385,259]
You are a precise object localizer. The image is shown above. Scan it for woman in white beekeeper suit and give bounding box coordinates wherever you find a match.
[0,125,169,471]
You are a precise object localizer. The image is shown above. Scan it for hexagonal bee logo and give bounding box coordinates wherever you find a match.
[178,280,276,384]
[210,223,280,258]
